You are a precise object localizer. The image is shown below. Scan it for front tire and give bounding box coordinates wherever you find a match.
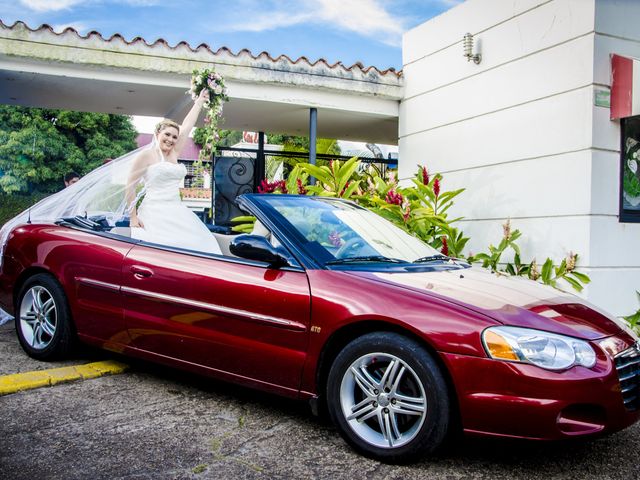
[15,273,74,360]
[326,332,450,462]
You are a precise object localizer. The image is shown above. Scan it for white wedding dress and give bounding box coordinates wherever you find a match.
[131,154,221,255]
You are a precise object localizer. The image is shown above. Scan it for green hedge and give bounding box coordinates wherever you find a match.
[0,193,49,228]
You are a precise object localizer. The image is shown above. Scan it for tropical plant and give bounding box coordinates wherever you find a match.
[624,291,640,331]
[467,219,591,292]
[299,157,361,198]
[240,160,591,293]
[355,166,468,257]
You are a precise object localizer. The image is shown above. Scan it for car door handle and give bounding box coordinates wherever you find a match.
[130,265,154,278]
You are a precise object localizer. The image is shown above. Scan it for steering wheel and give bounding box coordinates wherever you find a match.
[335,237,365,259]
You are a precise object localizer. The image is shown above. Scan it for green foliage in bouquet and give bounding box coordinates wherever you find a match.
[189,67,228,162]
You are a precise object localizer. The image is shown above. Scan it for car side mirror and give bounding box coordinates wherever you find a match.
[229,234,289,268]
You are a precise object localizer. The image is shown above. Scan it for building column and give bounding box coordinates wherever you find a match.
[309,108,317,185]
[254,131,265,191]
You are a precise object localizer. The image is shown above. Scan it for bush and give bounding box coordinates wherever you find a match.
[0,192,49,227]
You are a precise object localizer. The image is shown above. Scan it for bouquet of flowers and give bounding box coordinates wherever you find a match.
[189,67,228,162]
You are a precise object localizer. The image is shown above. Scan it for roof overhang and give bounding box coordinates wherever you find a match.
[0,21,403,144]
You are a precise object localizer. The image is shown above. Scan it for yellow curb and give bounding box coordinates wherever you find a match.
[0,360,129,395]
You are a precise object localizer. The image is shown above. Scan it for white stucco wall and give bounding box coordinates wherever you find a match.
[400,0,640,316]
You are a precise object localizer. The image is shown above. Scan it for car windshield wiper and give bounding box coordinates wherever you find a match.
[325,255,406,265]
[413,254,450,264]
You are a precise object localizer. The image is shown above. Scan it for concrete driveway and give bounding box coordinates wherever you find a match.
[1,321,640,480]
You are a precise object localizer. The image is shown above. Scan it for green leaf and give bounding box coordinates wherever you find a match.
[569,271,591,284]
[231,224,254,233]
[563,276,584,292]
[541,258,553,284]
[341,179,361,198]
[230,215,256,223]
[300,164,334,185]
[555,259,567,278]
[335,157,360,193]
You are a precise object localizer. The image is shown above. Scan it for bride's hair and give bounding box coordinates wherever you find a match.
[155,118,180,134]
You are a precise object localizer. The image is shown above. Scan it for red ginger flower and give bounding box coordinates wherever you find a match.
[402,205,411,223]
[257,179,272,193]
[433,177,441,198]
[441,236,449,256]
[385,189,403,206]
[257,179,287,194]
[339,181,350,197]
[421,166,429,186]
[297,178,307,195]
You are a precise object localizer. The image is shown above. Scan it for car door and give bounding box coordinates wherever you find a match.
[121,243,311,394]
[53,228,134,350]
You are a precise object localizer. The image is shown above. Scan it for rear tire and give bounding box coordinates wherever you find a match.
[326,332,450,463]
[15,273,75,360]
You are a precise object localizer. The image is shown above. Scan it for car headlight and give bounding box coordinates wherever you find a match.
[482,326,596,371]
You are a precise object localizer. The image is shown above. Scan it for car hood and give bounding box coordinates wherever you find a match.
[351,266,623,341]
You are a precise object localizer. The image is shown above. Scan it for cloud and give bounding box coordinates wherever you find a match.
[116,0,162,5]
[224,0,408,47]
[19,0,84,11]
[19,0,160,12]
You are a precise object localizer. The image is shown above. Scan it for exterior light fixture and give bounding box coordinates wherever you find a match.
[463,33,481,64]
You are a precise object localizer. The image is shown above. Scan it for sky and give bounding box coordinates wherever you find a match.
[0,0,462,71]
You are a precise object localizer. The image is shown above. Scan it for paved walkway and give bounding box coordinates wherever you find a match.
[2,321,640,479]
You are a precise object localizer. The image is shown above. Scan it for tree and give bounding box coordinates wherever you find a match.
[0,106,137,194]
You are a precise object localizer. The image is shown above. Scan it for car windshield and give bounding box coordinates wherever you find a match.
[259,196,443,264]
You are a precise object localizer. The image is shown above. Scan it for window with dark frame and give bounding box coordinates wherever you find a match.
[620,116,640,223]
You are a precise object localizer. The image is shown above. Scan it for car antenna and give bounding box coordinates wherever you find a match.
[27,206,31,224]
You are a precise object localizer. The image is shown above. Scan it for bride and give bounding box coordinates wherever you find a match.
[125,89,221,254]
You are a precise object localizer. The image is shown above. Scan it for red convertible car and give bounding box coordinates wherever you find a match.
[1,193,639,462]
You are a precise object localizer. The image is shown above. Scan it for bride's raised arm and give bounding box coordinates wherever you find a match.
[174,89,209,157]
[125,150,152,228]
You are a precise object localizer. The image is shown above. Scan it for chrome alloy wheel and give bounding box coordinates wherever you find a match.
[19,285,57,350]
[340,352,427,449]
